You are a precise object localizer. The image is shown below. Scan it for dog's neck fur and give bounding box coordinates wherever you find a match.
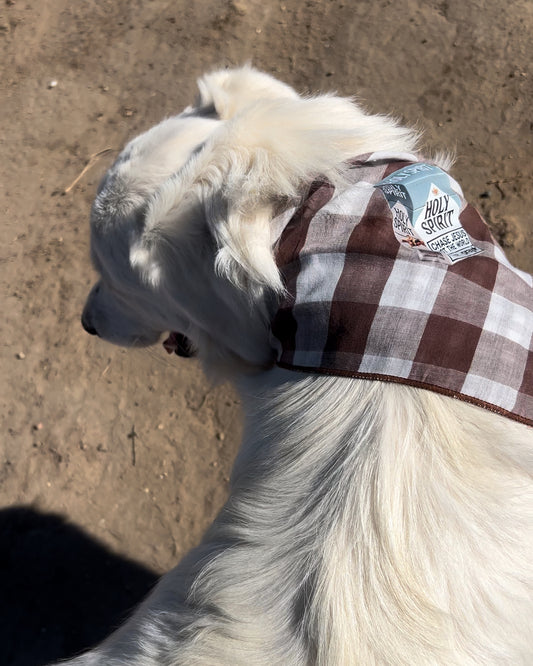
[88,367,533,665]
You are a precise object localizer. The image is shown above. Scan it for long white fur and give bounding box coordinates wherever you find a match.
[70,66,533,665]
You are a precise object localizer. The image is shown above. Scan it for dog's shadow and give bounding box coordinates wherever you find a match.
[0,506,159,666]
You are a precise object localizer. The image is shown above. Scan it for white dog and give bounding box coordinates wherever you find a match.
[68,66,532,665]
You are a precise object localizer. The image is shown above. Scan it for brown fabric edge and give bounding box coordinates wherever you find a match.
[275,362,533,428]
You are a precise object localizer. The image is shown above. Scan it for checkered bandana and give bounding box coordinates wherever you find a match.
[271,153,533,426]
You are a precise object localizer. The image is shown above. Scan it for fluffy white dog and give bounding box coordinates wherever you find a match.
[68,66,532,665]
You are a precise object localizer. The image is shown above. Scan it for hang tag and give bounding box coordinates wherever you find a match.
[375,163,483,264]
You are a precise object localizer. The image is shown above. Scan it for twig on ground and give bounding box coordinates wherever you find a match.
[128,424,138,467]
[63,148,116,194]
[486,174,530,200]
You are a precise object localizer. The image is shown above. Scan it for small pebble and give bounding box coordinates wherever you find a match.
[216,432,225,441]
[47,80,58,89]
[157,423,164,430]
[16,351,25,359]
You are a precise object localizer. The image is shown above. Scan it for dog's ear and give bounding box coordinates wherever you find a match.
[199,93,416,295]
[195,65,299,120]
[207,195,285,294]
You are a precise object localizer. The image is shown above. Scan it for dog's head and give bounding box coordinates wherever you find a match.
[82,65,417,377]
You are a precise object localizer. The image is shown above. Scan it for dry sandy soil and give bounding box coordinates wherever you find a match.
[1,1,531,663]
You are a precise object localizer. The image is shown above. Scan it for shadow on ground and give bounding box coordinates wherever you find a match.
[0,506,159,666]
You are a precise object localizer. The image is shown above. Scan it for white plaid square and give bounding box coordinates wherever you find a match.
[462,374,518,412]
[378,258,446,314]
[358,354,413,377]
[295,253,346,303]
[483,292,533,351]
[319,180,376,217]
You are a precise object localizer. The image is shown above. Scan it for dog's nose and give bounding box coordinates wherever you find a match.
[81,312,98,336]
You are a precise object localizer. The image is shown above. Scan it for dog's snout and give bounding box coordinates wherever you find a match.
[81,311,98,336]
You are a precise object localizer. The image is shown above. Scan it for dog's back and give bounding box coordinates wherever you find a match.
[69,67,533,665]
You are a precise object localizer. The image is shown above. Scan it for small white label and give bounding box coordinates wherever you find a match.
[376,165,483,264]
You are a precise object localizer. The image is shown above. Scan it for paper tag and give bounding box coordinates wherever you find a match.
[375,164,483,264]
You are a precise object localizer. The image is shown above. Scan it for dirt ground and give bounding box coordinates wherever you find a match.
[1,1,531,663]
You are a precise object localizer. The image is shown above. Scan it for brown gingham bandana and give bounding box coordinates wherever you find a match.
[271,153,533,426]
